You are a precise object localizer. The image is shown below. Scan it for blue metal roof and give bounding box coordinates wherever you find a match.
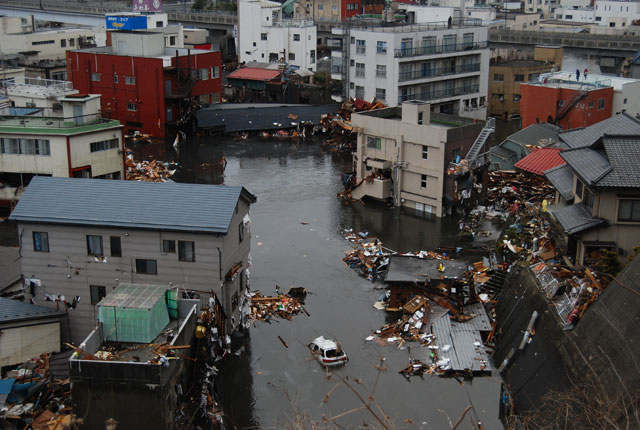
[0,298,66,324]
[10,177,256,234]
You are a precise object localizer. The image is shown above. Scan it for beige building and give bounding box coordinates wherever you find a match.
[489,46,562,120]
[350,101,484,216]
[549,124,640,265]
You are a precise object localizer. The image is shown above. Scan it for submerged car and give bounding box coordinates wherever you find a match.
[309,336,348,367]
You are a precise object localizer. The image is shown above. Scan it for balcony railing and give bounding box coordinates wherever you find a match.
[398,63,481,82]
[394,41,488,58]
[0,113,115,129]
[398,84,480,103]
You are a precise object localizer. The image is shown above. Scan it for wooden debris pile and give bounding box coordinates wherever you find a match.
[487,170,556,208]
[321,98,386,153]
[249,292,307,322]
[0,353,73,428]
[532,262,612,325]
[126,154,177,182]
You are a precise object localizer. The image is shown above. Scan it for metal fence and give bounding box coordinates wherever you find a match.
[398,63,481,82]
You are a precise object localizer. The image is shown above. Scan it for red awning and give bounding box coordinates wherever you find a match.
[227,68,280,82]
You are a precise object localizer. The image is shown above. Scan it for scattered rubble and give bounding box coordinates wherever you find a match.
[321,98,386,153]
[125,153,177,182]
[249,291,308,323]
[487,170,556,208]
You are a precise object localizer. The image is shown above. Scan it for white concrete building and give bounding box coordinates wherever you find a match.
[1,77,78,117]
[396,4,457,23]
[332,19,489,119]
[0,16,105,62]
[238,0,318,72]
[0,94,124,206]
[524,0,557,18]
[555,0,640,27]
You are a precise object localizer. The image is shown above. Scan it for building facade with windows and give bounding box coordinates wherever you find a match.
[332,19,489,119]
[554,0,640,27]
[350,101,484,216]
[0,94,124,206]
[9,177,257,342]
[290,0,363,21]
[238,0,317,72]
[2,77,79,117]
[67,31,222,138]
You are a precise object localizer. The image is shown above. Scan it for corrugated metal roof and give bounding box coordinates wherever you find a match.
[544,164,574,201]
[560,147,611,185]
[227,67,281,82]
[558,113,640,149]
[98,283,167,309]
[0,297,66,324]
[464,302,493,332]
[551,203,604,235]
[195,103,339,133]
[490,144,516,160]
[10,177,256,234]
[514,147,565,175]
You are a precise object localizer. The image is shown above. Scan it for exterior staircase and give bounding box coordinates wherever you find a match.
[556,90,588,121]
[466,117,495,169]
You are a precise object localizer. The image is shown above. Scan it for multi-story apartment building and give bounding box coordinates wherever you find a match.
[287,0,364,20]
[0,94,124,206]
[1,77,78,117]
[67,31,222,138]
[238,0,318,72]
[332,19,489,119]
[555,0,640,27]
[349,101,484,216]
[9,177,257,342]
[524,0,558,18]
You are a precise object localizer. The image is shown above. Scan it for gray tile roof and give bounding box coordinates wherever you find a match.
[551,204,604,235]
[490,144,516,160]
[0,297,66,324]
[505,122,561,148]
[0,247,21,291]
[558,113,640,149]
[10,177,256,234]
[560,147,611,185]
[544,164,574,201]
[560,135,640,188]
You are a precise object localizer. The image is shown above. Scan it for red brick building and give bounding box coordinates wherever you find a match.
[520,74,613,130]
[67,31,221,138]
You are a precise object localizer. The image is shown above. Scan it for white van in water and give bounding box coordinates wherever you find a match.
[308,336,348,367]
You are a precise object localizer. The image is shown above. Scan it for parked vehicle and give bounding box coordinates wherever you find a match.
[308,336,348,367]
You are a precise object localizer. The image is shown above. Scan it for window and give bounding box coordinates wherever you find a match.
[355,63,365,78]
[169,35,177,45]
[162,239,176,253]
[355,85,364,99]
[618,199,640,222]
[443,35,457,53]
[375,88,386,101]
[178,240,195,262]
[565,14,573,19]
[595,16,602,21]
[289,53,296,61]
[356,39,365,54]
[350,37,355,44]
[377,41,387,53]
[261,33,267,40]
[94,171,121,180]
[127,103,138,112]
[310,50,315,64]
[211,66,219,79]
[494,73,504,82]
[349,82,354,89]
[90,285,106,305]
[513,94,521,102]
[69,38,75,47]
[91,73,101,81]
[420,174,427,188]
[2,138,50,156]
[86,235,103,256]
[462,32,474,49]
[598,98,605,110]
[418,112,423,125]
[588,101,595,108]
[317,3,323,9]
[575,179,583,199]
[239,222,245,243]
[60,39,66,48]
[421,36,436,54]
[367,136,381,149]
[136,259,157,275]
[452,148,460,161]
[514,74,525,82]
[422,145,428,159]
[110,236,121,257]
[492,93,504,100]
[350,59,355,67]
[583,187,594,211]
[624,98,627,104]
[200,68,209,80]
[294,33,300,41]
[33,232,49,252]
[125,76,135,85]
[90,139,119,152]
[113,74,118,83]
[376,65,386,77]
[528,73,539,81]
[558,100,565,107]
[32,40,54,46]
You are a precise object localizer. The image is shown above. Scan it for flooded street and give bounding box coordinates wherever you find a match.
[163,135,503,430]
